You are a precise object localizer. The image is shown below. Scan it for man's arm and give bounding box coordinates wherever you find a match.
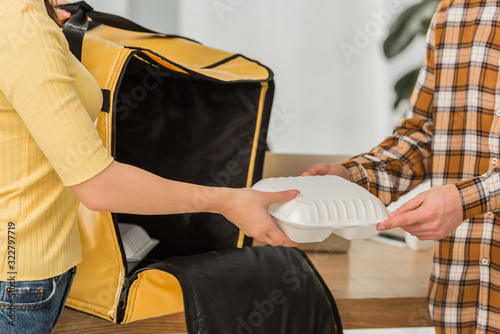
[303,5,444,240]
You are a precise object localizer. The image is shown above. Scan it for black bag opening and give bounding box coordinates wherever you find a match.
[113,52,273,261]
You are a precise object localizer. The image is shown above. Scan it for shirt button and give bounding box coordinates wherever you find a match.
[493,158,498,164]
[481,258,490,266]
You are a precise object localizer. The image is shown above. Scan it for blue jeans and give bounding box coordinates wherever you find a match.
[0,267,76,334]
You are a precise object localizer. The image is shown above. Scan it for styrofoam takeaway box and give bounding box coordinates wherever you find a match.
[118,223,159,273]
[261,152,352,252]
[252,175,389,243]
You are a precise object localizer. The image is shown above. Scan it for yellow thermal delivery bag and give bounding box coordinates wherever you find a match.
[59,2,342,333]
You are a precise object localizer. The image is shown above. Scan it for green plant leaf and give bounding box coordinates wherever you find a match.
[383,0,440,59]
[394,68,420,109]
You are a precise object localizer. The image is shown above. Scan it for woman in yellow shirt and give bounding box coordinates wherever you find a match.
[0,1,297,333]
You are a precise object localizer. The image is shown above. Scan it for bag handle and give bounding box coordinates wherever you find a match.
[60,1,198,61]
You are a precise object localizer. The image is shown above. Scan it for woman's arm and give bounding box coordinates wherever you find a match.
[71,161,300,247]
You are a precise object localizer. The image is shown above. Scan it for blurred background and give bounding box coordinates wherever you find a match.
[84,0,426,156]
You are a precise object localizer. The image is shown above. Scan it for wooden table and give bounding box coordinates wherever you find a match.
[54,238,434,333]
[310,238,434,329]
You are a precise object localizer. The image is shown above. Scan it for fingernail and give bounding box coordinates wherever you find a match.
[291,189,301,196]
[376,223,385,231]
[302,172,311,176]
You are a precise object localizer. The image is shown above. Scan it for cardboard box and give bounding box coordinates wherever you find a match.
[256,152,353,253]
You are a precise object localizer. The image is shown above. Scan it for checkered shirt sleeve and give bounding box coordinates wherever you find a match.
[340,17,435,206]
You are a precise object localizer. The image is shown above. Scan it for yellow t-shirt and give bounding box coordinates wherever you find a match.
[0,0,114,281]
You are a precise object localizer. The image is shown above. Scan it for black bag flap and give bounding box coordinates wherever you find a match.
[149,246,342,334]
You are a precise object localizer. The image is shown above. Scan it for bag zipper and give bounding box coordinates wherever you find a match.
[116,276,130,323]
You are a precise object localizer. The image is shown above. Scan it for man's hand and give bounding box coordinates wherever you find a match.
[302,163,350,180]
[377,184,464,240]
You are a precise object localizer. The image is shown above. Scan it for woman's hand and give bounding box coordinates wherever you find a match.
[377,184,464,240]
[301,163,349,180]
[220,188,300,247]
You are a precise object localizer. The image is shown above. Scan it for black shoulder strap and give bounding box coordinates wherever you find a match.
[60,1,199,61]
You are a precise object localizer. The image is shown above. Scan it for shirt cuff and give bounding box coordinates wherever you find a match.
[340,160,369,188]
[455,176,488,220]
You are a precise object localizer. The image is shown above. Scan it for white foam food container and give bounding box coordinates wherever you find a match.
[118,223,159,272]
[252,176,389,243]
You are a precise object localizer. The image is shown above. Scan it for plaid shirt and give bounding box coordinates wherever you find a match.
[341,0,500,332]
